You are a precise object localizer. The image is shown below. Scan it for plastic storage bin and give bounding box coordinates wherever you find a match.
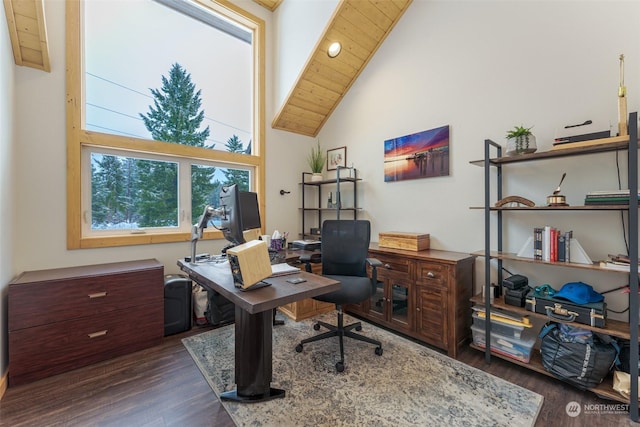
[471,324,536,363]
[472,311,526,339]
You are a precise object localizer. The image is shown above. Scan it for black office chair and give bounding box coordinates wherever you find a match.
[295,220,383,372]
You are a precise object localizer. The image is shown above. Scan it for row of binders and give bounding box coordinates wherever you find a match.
[517,227,592,264]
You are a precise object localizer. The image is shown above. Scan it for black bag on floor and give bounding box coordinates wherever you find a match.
[539,322,619,390]
[205,290,235,326]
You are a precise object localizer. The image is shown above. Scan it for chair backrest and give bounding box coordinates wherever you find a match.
[321,220,371,277]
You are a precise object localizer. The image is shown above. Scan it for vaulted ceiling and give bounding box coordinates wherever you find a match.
[3,0,50,72]
[4,0,412,137]
[271,0,412,137]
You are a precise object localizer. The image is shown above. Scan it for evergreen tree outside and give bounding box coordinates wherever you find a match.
[138,63,216,227]
[90,63,252,230]
[91,154,128,227]
[222,134,250,191]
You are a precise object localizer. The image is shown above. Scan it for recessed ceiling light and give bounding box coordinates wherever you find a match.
[327,41,342,58]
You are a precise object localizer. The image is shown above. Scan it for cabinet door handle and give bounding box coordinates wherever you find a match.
[416,307,421,311]
[384,264,391,269]
[88,291,108,299]
[427,272,435,278]
[87,330,108,338]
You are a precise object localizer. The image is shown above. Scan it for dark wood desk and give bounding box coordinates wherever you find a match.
[177,258,339,402]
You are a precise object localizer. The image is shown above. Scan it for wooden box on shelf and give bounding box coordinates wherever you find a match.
[379,232,430,251]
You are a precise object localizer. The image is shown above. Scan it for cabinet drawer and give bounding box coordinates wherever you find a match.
[416,261,448,287]
[9,303,163,384]
[9,269,163,330]
[370,254,412,279]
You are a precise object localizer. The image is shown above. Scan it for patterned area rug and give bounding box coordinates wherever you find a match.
[182,313,543,427]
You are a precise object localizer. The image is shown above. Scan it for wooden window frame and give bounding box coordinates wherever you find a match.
[65,0,266,249]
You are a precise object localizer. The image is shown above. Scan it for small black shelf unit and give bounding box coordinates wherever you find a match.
[300,167,361,240]
[470,112,639,421]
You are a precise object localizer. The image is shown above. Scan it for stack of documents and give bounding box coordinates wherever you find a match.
[270,263,300,277]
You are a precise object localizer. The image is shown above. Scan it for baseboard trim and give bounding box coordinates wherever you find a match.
[0,370,7,400]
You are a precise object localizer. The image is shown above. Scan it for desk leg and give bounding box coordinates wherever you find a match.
[220,307,286,402]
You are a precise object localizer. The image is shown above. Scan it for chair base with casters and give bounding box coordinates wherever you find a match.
[295,304,383,372]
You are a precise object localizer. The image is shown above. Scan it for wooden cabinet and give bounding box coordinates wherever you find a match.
[348,244,475,358]
[277,257,334,321]
[8,259,164,386]
[366,252,413,333]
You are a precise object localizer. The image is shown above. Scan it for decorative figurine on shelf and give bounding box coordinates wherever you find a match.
[494,195,535,207]
[547,173,569,206]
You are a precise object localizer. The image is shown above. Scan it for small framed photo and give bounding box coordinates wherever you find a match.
[327,146,347,170]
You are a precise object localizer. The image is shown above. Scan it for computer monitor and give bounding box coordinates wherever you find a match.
[239,191,261,230]
[218,184,246,247]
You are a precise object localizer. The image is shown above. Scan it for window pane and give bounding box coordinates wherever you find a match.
[91,153,178,229]
[191,164,251,224]
[84,0,253,153]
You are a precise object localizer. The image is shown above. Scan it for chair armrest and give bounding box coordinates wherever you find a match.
[298,252,321,273]
[366,258,383,286]
[366,258,383,268]
[299,253,311,262]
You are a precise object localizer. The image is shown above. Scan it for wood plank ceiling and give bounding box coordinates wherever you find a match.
[252,0,282,12]
[272,0,412,137]
[3,0,50,72]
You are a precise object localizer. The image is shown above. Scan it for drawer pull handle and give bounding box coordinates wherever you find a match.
[88,330,108,338]
[427,272,435,278]
[88,291,108,299]
[384,264,391,269]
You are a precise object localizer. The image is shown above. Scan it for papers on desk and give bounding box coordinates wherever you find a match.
[270,263,300,277]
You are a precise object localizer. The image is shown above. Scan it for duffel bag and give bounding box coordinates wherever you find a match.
[540,322,619,390]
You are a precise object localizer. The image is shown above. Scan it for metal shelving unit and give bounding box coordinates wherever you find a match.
[470,112,639,421]
[300,167,361,239]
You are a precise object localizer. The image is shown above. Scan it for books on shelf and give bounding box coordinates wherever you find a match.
[584,189,640,205]
[599,261,632,271]
[598,253,639,271]
[519,227,591,264]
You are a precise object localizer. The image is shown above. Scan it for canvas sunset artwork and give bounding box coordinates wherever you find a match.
[383,125,450,182]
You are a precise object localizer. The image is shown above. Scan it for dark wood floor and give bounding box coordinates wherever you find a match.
[0,322,636,427]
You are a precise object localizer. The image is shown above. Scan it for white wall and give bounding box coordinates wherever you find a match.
[272,0,338,110]
[0,0,16,380]
[315,0,640,321]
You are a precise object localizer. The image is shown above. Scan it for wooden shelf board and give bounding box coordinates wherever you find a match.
[469,136,635,166]
[470,250,631,273]
[301,207,360,211]
[469,205,631,211]
[469,343,634,404]
[300,177,361,185]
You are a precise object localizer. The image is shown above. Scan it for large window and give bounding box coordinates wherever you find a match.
[67,0,265,248]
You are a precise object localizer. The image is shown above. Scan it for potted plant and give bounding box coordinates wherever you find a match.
[505,125,537,156]
[307,139,326,181]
